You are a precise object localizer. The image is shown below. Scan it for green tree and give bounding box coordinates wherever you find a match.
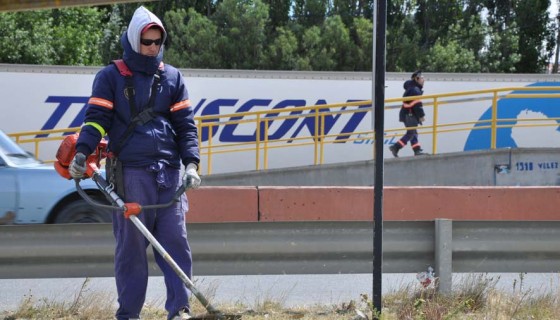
[484,0,514,26]
[424,24,481,72]
[330,0,372,23]
[296,25,327,70]
[296,15,352,71]
[263,26,300,70]
[515,0,554,72]
[165,8,220,68]
[481,0,518,72]
[320,15,353,70]
[414,0,464,49]
[351,16,373,71]
[263,0,291,29]
[152,0,218,17]
[0,0,556,73]
[0,11,54,64]
[212,0,269,69]
[386,0,422,72]
[331,0,357,26]
[50,8,104,65]
[293,0,327,27]
[481,21,521,72]
[0,8,104,65]
[358,0,374,19]
[99,5,126,65]
[461,15,486,61]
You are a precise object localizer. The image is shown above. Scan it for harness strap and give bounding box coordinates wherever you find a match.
[113,59,137,118]
[113,59,132,77]
[111,59,163,156]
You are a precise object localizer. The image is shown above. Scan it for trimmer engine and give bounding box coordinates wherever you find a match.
[54,133,108,179]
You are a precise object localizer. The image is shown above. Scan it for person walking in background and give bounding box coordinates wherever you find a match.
[389,70,427,157]
[69,6,200,320]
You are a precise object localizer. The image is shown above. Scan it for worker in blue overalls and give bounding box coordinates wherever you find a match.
[69,6,200,320]
[389,70,428,157]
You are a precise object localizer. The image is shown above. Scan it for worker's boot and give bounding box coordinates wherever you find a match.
[389,143,401,158]
[171,309,192,320]
[413,147,427,156]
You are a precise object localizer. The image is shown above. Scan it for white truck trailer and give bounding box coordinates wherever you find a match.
[0,64,558,174]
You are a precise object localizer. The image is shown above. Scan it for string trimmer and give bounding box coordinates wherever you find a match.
[55,133,241,320]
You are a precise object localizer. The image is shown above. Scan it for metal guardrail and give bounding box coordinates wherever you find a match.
[2,220,560,293]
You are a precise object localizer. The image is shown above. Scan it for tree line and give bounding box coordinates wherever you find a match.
[0,0,558,73]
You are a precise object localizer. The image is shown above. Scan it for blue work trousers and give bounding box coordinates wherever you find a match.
[398,114,421,149]
[397,128,419,147]
[112,165,192,320]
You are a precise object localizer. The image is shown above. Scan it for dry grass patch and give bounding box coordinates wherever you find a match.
[4,279,116,320]
[3,274,560,320]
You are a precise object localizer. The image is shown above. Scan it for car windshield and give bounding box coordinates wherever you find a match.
[0,130,41,165]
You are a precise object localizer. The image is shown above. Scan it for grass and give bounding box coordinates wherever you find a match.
[2,274,560,319]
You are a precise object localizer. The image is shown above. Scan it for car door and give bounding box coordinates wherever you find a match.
[0,157,17,224]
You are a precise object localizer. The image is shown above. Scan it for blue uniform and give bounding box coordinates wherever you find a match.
[76,38,198,167]
[395,79,425,151]
[76,6,198,320]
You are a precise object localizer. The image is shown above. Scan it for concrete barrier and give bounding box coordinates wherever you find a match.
[384,187,560,221]
[188,186,560,222]
[202,148,560,187]
[187,186,258,222]
[258,187,372,221]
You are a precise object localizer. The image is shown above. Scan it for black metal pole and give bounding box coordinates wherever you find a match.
[372,0,387,315]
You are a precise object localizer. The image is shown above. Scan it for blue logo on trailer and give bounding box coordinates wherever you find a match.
[464,82,560,151]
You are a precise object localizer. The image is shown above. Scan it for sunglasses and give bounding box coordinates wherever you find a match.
[140,38,163,46]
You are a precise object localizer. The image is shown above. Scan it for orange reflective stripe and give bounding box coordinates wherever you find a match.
[89,97,113,110]
[402,100,421,109]
[170,99,191,112]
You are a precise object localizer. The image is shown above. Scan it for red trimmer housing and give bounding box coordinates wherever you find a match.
[54,133,108,179]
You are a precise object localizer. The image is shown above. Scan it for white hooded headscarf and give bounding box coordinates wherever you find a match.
[126,6,167,54]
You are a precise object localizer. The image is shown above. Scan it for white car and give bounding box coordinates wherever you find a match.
[0,130,111,224]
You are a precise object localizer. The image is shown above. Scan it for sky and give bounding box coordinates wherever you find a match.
[550,1,559,19]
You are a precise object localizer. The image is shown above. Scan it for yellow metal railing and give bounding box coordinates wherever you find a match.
[10,127,82,158]
[384,86,560,152]
[196,100,373,173]
[7,86,560,174]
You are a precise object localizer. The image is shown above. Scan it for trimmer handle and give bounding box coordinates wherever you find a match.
[74,172,189,218]
[84,142,108,178]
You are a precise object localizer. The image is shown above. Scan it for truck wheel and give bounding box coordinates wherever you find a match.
[54,198,112,223]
